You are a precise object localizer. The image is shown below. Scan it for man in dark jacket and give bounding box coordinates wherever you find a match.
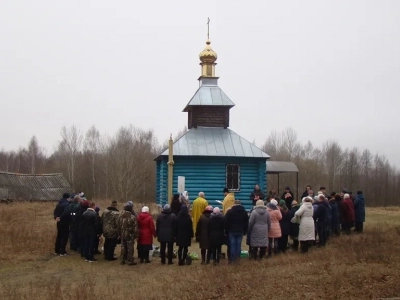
[250,184,265,207]
[101,201,120,261]
[156,204,176,265]
[82,202,99,262]
[224,200,249,263]
[354,191,365,233]
[53,193,71,256]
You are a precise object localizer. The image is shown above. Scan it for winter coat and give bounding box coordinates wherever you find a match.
[95,213,103,236]
[314,201,329,223]
[354,194,365,222]
[53,197,71,225]
[295,202,315,241]
[101,206,120,239]
[267,207,282,238]
[156,211,176,243]
[341,199,355,223]
[137,212,155,245]
[329,199,340,231]
[281,192,294,210]
[118,210,139,241]
[289,204,301,237]
[248,206,271,247]
[279,209,292,236]
[69,202,81,230]
[76,206,88,239]
[170,199,182,216]
[196,211,212,249]
[82,208,98,237]
[222,193,235,215]
[224,205,249,236]
[192,197,209,235]
[176,211,193,247]
[208,212,225,248]
[326,200,332,227]
[250,189,265,206]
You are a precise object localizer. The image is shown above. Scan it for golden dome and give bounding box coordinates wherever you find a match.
[199,39,217,63]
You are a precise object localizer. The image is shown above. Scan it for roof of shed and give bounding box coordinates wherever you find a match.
[183,79,235,112]
[266,161,299,174]
[0,172,72,201]
[157,127,270,159]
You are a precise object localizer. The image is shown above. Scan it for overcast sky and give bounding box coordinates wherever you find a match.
[1,0,399,166]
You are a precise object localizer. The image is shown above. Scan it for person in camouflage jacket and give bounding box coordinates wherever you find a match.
[118,203,139,265]
[101,201,120,261]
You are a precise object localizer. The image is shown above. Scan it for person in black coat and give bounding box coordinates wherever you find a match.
[82,202,99,262]
[53,193,71,256]
[278,200,292,253]
[76,200,89,257]
[224,200,249,263]
[170,194,182,216]
[208,207,225,265]
[281,187,294,210]
[156,204,177,265]
[250,184,265,206]
[175,205,193,266]
[93,206,103,255]
[289,201,301,251]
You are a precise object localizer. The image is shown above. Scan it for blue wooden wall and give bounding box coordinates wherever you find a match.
[156,156,267,211]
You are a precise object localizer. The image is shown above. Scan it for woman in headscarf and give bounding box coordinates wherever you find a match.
[207,207,225,265]
[267,199,282,256]
[295,197,315,253]
[301,185,313,199]
[196,205,213,264]
[289,200,301,251]
[281,187,294,210]
[176,205,193,266]
[137,206,155,263]
[278,200,291,253]
[170,193,182,216]
[248,200,271,260]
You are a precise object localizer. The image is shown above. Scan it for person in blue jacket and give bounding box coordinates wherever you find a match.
[354,191,365,233]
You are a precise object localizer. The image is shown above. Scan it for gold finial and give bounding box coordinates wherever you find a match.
[199,18,217,66]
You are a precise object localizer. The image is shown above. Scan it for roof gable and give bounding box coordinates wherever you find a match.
[158,127,270,159]
[183,85,235,112]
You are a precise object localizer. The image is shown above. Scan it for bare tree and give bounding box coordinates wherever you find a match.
[323,141,342,192]
[60,125,83,189]
[28,136,39,174]
[84,125,101,199]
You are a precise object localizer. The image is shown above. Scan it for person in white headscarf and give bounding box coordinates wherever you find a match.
[295,197,315,253]
[137,206,155,263]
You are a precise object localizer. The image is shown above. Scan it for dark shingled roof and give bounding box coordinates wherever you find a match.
[0,171,72,201]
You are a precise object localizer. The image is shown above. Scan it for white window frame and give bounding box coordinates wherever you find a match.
[226,164,241,191]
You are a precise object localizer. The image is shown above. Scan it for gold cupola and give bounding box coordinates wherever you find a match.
[199,39,217,77]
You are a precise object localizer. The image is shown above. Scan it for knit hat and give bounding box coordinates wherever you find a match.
[256,200,264,206]
[205,205,213,211]
[63,193,70,199]
[213,207,221,214]
[82,200,90,208]
[357,191,363,195]
[163,204,171,212]
[95,206,100,213]
[126,201,134,206]
[223,188,229,193]
[142,206,149,213]
[270,199,278,206]
[343,193,350,199]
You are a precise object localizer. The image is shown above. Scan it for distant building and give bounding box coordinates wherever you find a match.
[0,171,72,201]
[155,36,270,210]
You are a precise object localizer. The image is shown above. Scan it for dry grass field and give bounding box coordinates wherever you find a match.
[1,200,400,300]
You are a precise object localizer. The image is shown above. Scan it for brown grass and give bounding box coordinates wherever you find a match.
[1,201,400,300]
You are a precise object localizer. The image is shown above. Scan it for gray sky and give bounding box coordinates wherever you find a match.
[1,0,399,166]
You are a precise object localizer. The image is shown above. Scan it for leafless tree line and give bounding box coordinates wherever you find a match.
[262,128,400,206]
[0,125,398,206]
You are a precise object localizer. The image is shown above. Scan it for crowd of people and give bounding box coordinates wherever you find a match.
[53,185,366,265]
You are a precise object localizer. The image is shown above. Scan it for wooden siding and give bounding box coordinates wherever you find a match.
[156,156,267,210]
[187,106,230,129]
